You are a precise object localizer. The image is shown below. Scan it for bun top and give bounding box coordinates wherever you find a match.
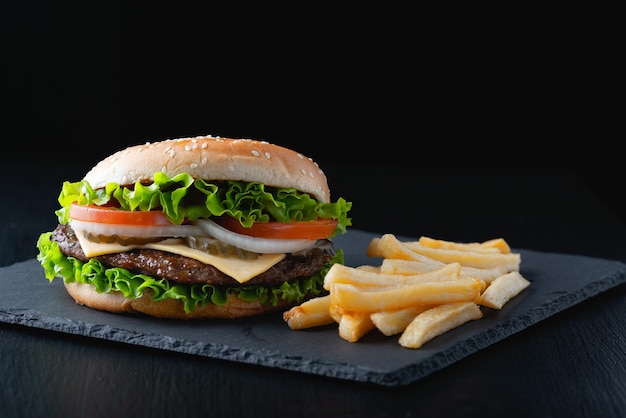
[83,135,330,203]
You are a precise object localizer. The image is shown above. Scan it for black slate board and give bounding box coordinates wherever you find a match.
[2,229,625,387]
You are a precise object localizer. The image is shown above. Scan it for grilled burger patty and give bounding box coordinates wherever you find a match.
[51,224,335,287]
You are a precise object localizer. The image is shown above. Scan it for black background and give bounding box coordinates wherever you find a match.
[1,2,620,217]
[2,5,626,418]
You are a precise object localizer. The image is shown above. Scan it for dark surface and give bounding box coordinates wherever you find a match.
[2,163,626,418]
[3,237,625,387]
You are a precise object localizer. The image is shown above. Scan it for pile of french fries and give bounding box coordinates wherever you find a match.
[283,234,530,349]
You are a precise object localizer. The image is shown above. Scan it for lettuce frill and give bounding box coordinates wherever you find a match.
[38,172,350,314]
[36,233,341,314]
[56,172,352,235]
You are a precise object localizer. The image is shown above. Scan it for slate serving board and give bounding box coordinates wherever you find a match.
[2,229,625,387]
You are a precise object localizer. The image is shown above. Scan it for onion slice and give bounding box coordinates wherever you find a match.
[69,219,205,238]
[195,219,317,254]
[69,218,318,254]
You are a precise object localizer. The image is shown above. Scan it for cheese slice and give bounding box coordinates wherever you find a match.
[74,232,285,283]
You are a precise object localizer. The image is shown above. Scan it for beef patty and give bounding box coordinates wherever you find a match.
[51,224,335,287]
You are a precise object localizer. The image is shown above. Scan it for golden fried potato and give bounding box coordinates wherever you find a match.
[399,302,483,349]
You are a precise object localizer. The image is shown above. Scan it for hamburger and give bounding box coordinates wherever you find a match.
[36,135,352,319]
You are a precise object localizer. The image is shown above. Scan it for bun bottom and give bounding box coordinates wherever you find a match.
[63,281,294,319]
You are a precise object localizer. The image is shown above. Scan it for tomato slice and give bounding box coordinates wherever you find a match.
[69,203,172,226]
[216,216,338,240]
[69,203,338,239]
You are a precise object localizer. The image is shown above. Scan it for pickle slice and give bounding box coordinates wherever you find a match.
[185,236,259,260]
[82,231,165,246]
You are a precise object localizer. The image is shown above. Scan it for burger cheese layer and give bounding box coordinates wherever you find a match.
[73,230,286,284]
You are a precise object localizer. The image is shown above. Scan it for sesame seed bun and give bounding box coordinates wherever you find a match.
[83,135,331,203]
[45,134,341,320]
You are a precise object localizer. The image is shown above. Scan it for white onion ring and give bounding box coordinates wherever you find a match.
[69,219,205,238]
[69,218,317,254]
[195,219,317,254]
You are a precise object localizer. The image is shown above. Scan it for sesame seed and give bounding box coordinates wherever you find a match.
[168,150,176,157]
[300,169,307,175]
[190,163,198,168]
[264,152,271,159]
[251,150,260,157]
[201,157,207,165]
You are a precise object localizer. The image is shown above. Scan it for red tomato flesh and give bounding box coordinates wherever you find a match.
[69,203,172,226]
[70,203,338,240]
[216,216,338,240]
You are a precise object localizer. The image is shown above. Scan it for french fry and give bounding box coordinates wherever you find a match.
[398,302,483,349]
[283,295,334,330]
[370,306,433,336]
[329,301,344,323]
[284,233,529,350]
[459,265,511,283]
[477,271,531,309]
[329,278,484,313]
[368,234,520,271]
[338,311,376,343]
[324,262,461,290]
[355,265,382,273]
[381,258,508,283]
[380,258,443,275]
[418,236,511,254]
[367,234,444,265]
[479,238,512,254]
[402,241,521,271]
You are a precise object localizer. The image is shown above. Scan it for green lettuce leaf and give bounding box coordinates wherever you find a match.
[56,172,352,237]
[36,232,342,314]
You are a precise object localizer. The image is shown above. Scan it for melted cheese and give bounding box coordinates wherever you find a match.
[74,232,285,283]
